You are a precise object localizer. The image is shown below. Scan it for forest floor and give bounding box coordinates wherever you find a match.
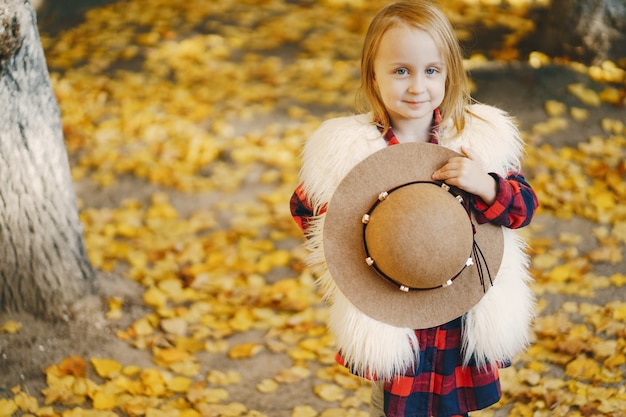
[1,1,626,417]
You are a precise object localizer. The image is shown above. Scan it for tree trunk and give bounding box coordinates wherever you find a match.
[0,0,94,319]
[538,0,626,64]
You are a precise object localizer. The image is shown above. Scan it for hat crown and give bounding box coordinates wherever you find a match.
[364,183,474,290]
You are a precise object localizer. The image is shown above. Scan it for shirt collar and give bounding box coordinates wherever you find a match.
[380,108,441,146]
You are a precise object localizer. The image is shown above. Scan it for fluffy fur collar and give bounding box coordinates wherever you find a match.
[300,104,535,381]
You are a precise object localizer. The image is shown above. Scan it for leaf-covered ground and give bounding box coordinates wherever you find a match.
[1,0,625,416]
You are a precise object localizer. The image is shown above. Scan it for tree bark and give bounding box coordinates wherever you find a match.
[538,0,626,64]
[0,0,94,319]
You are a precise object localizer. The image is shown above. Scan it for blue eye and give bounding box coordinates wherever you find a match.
[395,68,409,76]
[426,68,439,75]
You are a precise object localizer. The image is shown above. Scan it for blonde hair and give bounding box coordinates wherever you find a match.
[356,0,471,134]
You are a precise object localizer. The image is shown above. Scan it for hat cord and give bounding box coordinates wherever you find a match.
[462,190,494,294]
[363,180,493,293]
[365,251,473,292]
[472,240,494,292]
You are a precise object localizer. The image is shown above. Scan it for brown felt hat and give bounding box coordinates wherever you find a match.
[323,142,504,329]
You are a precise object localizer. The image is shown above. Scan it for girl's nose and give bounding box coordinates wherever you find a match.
[407,75,425,94]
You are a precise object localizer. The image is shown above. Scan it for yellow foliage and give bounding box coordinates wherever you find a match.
[292,405,318,417]
[567,83,601,106]
[314,384,345,402]
[228,343,264,359]
[569,107,589,122]
[0,398,18,416]
[92,392,117,410]
[256,379,279,393]
[166,376,192,393]
[549,264,573,282]
[544,100,566,117]
[0,320,22,334]
[91,358,123,379]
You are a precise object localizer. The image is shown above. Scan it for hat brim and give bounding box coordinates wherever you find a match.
[323,142,504,329]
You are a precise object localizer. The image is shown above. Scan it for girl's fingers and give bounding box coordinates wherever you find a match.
[460,146,480,161]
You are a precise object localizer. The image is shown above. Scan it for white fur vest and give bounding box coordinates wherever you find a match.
[298,104,536,381]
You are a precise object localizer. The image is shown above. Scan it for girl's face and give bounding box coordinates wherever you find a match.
[373,25,446,129]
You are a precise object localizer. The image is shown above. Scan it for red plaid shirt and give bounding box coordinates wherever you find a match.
[290,111,538,417]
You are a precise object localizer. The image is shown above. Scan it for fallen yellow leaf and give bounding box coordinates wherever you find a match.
[0,320,22,334]
[92,391,116,410]
[256,379,279,393]
[0,399,17,416]
[565,355,600,380]
[314,384,345,402]
[228,343,263,359]
[91,358,123,378]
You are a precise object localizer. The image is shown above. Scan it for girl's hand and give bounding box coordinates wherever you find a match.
[431,146,497,205]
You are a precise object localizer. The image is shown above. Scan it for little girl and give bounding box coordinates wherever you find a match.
[290,1,538,416]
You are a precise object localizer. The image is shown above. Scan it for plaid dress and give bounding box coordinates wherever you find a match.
[290,111,538,417]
